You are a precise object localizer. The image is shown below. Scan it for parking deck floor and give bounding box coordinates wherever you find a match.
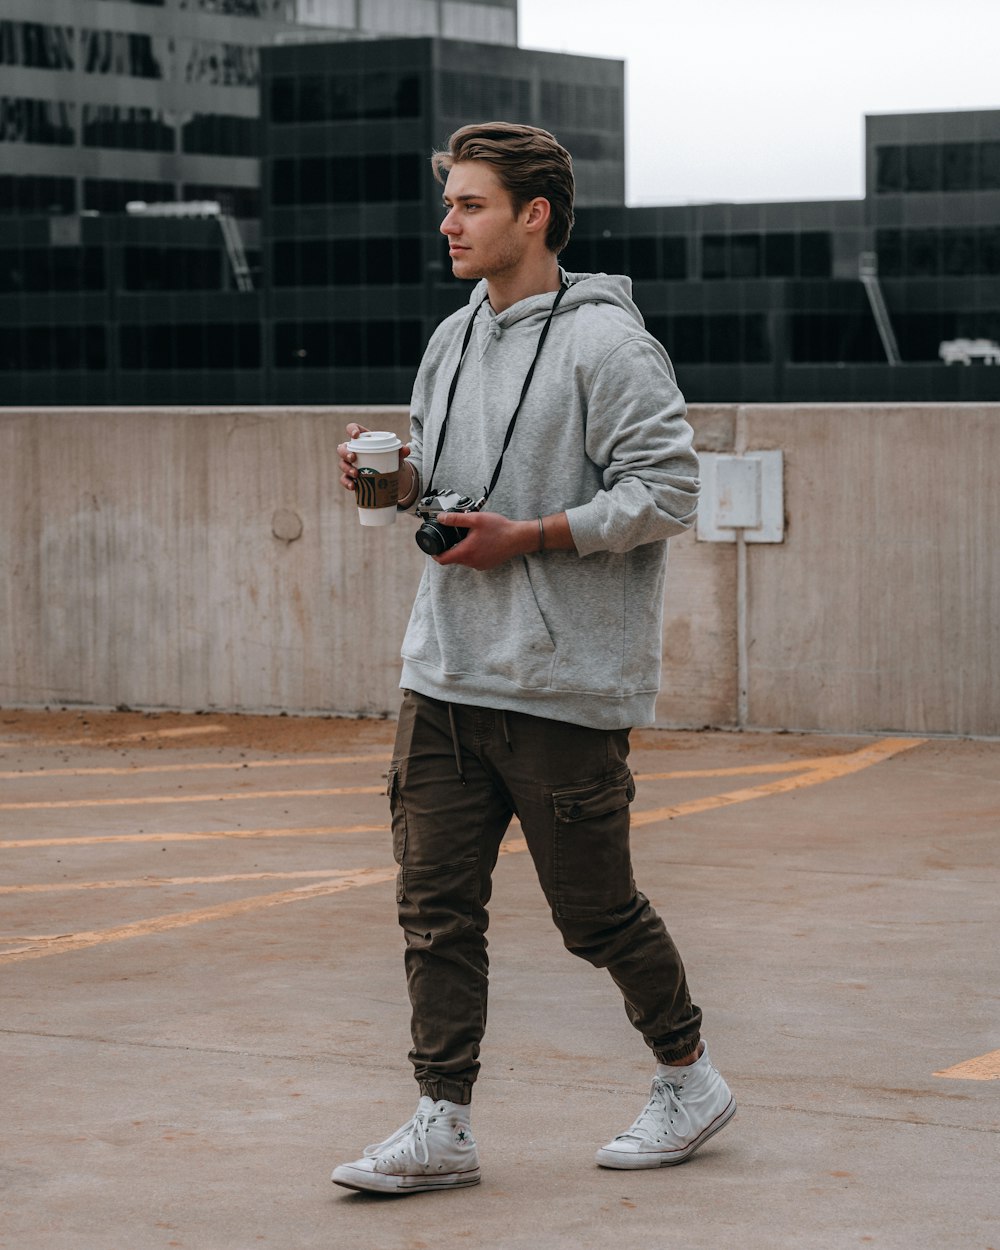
[1,710,998,1250]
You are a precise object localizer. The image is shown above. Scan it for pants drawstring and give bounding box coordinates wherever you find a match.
[501,709,513,751]
[447,703,466,785]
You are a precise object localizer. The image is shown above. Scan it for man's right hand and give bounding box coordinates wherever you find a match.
[337,423,412,492]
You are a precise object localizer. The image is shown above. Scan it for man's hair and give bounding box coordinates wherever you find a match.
[431,122,576,255]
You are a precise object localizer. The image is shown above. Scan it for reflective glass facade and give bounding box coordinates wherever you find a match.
[260,36,625,404]
[1,7,998,405]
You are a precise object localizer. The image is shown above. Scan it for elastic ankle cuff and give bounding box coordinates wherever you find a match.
[653,1037,703,1066]
[418,1080,472,1105]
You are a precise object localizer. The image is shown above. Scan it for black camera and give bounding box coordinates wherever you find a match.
[414,489,483,556]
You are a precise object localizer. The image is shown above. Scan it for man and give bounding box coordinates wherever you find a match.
[332,122,734,1195]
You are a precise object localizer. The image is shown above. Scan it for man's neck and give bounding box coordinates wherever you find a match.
[486,256,561,314]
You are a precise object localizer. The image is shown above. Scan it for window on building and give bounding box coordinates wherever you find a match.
[877,139,1000,193]
[440,72,531,121]
[942,142,976,191]
[980,142,1000,190]
[0,21,74,70]
[790,314,883,363]
[905,144,941,192]
[441,0,516,45]
[0,325,106,370]
[0,174,75,214]
[875,225,1000,278]
[593,237,626,274]
[297,0,356,25]
[701,235,728,279]
[181,114,257,157]
[82,105,174,151]
[81,29,166,78]
[269,71,420,123]
[763,233,796,277]
[123,246,224,290]
[875,145,904,193]
[270,153,421,206]
[274,320,423,367]
[660,237,687,279]
[0,97,75,145]
[0,247,105,292]
[646,313,770,365]
[178,1,293,15]
[628,237,658,279]
[730,234,761,278]
[799,232,832,278]
[271,237,422,286]
[119,323,260,369]
[178,40,259,86]
[362,0,437,35]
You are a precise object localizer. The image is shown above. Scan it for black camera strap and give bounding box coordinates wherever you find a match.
[425,280,569,502]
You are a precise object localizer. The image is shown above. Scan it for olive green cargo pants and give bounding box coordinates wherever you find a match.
[389,690,703,1104]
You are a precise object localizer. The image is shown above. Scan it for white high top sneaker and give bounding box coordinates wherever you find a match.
[331,1097,481,1194]
[596,1042,736,1170]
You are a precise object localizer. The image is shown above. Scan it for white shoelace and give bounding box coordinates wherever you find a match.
[364,1108,432,1166]
[617,1076,692,1144]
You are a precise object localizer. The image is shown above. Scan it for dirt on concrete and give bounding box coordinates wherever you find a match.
[0,704,880,761]
[0,707,397,755]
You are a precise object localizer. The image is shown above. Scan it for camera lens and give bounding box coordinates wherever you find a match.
[415,522,449,556]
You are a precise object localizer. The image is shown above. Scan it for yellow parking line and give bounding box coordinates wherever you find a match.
[631,737,925,827]
[0,725,230,749]
[0,868,367,894]
[0,753,392,782]
[0,750,897,812]
[634,760,820,781]
[0,785,383,811]
[0,824,385,850]
[933,1050,1000,1081]
[0,736,926,966]
[0,868,398,964]
[0,754,811,785]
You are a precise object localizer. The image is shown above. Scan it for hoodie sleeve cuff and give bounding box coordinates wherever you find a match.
[565,502,607,557]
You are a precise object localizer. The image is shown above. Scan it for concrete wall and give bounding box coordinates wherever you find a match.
[1,404,997,737]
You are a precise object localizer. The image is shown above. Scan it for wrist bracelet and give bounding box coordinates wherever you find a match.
[537,515,545,552]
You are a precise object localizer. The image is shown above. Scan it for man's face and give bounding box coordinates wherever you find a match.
[440,161,528,282]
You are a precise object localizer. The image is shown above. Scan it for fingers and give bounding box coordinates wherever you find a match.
[435,511,476,528]
[338,423,369,492]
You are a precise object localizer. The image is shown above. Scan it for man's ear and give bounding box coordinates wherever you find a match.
[523,196,552,236]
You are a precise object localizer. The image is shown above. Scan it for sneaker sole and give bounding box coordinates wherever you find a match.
[332,1166,481,1195]
[595,1097,736,1170]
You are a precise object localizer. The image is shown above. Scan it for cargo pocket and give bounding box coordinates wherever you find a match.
[397,855,481,940]
[551,767,637,919]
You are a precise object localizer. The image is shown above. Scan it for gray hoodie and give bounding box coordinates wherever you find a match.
[399,271,699,730]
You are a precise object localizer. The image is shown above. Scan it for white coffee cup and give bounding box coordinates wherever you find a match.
[346,430,404,526]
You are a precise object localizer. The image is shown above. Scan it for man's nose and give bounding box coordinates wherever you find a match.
[440,209,460,236]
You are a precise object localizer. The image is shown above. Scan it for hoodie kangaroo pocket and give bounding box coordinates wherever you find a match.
[403,558,555,688]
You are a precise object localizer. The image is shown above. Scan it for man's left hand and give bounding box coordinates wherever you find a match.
[433,511,534,571]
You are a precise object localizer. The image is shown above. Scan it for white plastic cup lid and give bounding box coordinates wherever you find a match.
[346,430,402,454]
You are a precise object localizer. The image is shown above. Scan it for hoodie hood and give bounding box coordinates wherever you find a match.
[464,271,647,342]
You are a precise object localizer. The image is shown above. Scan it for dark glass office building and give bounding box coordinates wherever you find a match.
[262,35,624,403]
[1,1,998,404]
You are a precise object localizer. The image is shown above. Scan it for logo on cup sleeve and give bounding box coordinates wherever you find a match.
[356,466,399,509]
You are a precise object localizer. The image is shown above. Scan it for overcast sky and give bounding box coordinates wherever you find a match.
[518,0,1000,206]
